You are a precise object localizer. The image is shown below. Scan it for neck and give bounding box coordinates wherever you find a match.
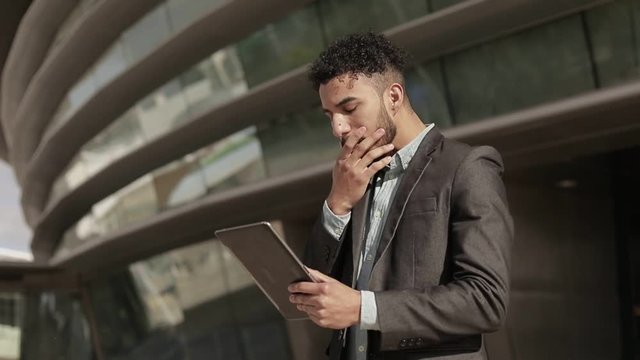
[391,111,428,150]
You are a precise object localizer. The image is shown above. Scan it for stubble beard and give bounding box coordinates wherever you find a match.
[339,104,397,147]
[377,103,396,146]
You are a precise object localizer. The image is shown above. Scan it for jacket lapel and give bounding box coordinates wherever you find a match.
[373,128,444,265]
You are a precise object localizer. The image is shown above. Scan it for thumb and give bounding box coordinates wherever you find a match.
[306,268,338,283]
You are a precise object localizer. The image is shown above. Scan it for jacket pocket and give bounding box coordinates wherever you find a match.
[403,196,437,216]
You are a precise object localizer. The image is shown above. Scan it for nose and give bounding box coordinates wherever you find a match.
[330,115,351,139]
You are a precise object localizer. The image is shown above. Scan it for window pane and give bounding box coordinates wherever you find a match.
[121,5,172,64]
[198,127,267,193]
[405,61,453,128]
[319,0,429,42]
[181,47,248,117]
[20,292,93,360]
[93,42,129,88]
[429,0,465,12]
[135,80,191,141]
[443,15,595,124]
[152,156,207,210]
[166,0,226,34]
[116,176,159,227]
[236,6,324,87]
[586,0,640,87]
[88,240,291,359]
[258,106,338,176]
[0,293,22,360]
[67,72,98,117]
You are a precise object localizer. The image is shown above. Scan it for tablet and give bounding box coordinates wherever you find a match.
[214,221,316,320]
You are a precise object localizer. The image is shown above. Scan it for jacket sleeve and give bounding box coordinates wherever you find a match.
[374,146,514,351]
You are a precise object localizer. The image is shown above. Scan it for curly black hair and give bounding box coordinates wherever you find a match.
[308,32,409,90]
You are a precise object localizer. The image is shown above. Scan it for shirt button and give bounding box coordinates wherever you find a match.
[366,254,373,261]
[358,345,365,352]
[374,210,381,219]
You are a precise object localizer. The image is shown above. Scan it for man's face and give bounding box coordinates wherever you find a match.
[319,74,396,147]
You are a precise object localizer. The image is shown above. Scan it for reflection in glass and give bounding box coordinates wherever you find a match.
[443,15,595,124]
[258,106,338,176]
[135,80,191,141]
[198,127,267,193]
[153,155,207,210]
[0,293,22,360]
[180,47,248,117]
[58,175,159,257]
[89,240,291,359]
[429,0,465,12]
[48,111,147,209]
[236,5,324,87]
[121,4,172,64]
[55,128,265,253]
[405,61,453,128]
[20,292,93,360]
[319,0,429,41]
[166,0,226,34]
[46,0,228,136]
[93,43,128,88]
[585,0,640,87]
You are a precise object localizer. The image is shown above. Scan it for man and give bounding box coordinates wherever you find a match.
[288,32,513,360]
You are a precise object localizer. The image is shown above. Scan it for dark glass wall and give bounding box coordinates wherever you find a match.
[20,291,93,360]
[87,240,291,360]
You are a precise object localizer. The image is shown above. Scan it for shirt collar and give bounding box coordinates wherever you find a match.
[388,123,435,173]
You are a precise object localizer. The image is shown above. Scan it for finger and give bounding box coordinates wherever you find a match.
[307,269,338,283]
[338,127,366,160]
[357,143,395,171]
[300,305,323,317]
[290,294,317,306]
[297,304,318,314]
[347,128,386,165]
[364,156,393,178]
[288,281,325,295]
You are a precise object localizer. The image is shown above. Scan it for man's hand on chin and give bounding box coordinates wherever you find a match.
[288,268,361,329]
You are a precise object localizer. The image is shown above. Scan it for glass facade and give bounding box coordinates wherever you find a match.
[236,6,325,88]
[88,240,291,359]
[0,291,93,360]
[51,0,640,255]
[585,0,640,86]
[57,127,267,254]
[46,0,227,135]
[319,0,429,41]
[48,46,248,208]
[6,0,640,359]
[441,15,595,124]
[46,0,475,210]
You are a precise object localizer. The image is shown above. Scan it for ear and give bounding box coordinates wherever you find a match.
[388,83,404,114]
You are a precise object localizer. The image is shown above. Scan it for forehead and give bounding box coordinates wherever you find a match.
[318,74,379,106]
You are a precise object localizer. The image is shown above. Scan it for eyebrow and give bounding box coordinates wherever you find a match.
[322,96,358,113]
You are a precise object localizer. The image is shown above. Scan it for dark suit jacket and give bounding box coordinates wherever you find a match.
[305,128,514,360]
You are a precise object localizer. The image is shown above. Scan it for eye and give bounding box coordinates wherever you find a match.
[345,106,357,114]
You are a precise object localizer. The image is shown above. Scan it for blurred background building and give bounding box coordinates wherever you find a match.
[0,0,638,359]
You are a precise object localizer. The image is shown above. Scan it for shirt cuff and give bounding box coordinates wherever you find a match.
[359,291,380,330]
[322,200,351,240]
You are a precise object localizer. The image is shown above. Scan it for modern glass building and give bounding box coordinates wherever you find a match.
[0,0,638,358]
